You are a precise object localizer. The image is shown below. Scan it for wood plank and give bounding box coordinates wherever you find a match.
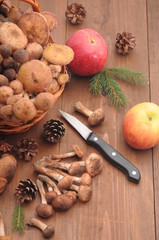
[147,0,159,239]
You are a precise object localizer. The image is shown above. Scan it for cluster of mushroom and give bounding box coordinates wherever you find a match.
[0,2,74,123]
[33,145,104,217]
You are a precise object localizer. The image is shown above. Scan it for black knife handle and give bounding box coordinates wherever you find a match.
[86,132,141,183]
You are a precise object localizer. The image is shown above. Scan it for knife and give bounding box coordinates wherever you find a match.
[59,110,141,184]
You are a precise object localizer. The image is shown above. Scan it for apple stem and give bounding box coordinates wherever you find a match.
[74,102,93,117]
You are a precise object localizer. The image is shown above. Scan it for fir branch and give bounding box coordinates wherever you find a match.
[12,203,25,233]
[106,68,147,86]
[89,71,105,95]
[103,72,127,109]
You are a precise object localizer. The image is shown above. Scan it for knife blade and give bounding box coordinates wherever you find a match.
[59,110,141,184]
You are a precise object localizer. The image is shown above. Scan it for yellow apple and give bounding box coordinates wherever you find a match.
[122,102,159,149]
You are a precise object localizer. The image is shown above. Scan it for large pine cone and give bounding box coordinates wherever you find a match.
[65,3,86,24]
[43,119,65,143]
[115,32,136,55]
[15,179,37,204]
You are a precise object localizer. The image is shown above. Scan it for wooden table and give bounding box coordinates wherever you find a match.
[0,0,159,239]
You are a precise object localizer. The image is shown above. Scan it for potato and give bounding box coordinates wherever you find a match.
[0,22,28,50]
[18,12,49,46]
[13,98,37,122]
[0,154,17,182]
[34,92,55,111]
[43,43,74,65]
[26,42,43,60]
[0,105,13,121]
[0,86,13,103]
[17,60,52,93]
[0,74,9,86]
[6,95,23,105]
[9,79,23,94]
[41,11,60,31]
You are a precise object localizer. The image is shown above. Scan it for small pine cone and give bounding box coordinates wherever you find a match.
[43,119,65,143]
[115,32,136,55]
[65,3,86,24]
[0,138,13,153]
[15,179,37,204]
[14,138,38,161]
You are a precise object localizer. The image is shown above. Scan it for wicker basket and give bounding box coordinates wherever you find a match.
[0,0,66,134]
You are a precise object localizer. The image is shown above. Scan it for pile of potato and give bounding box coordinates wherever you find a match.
[0,1,74,123]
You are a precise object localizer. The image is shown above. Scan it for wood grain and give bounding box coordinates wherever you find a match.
[0,0,158,239]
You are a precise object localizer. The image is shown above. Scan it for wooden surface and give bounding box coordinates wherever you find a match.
[0,0,159,239]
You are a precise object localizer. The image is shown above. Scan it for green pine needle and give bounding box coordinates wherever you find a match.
[89,67,147,110]
[105,68,147,86]
[12,203,25,233]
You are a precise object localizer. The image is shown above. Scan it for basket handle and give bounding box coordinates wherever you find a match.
[19,0,41,12]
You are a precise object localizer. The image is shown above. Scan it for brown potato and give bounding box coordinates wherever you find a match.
[13,98,37,122]
[41,11,60,31]
[18,12,49,46]
[9,79,23,94]
[0,22,28,50]
[43,43,74,65]
[26,42,43,60]
[34,92,55,111]
[17,60,52,93]
[0,105,13,121]
[0,86,13,104]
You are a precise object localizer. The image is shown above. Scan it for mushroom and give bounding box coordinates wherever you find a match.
[45,184,58,204]
[44,152,103,177]
[38,174,75,211]
[36,179,54,218]
[57,73,70,86]
[74,101,105,126]
[27,217,54,238]
[0,211,11,238]
[49,144,83,160]
[70,184,92,202]
[0,154,17,182]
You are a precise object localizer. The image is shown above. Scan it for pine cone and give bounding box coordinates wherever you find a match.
[43,119,65,143]
[115,32,136,55]
[65,3,86,24]
[0,138,13,153]
[15,179,37,204]
[14,138,38,161]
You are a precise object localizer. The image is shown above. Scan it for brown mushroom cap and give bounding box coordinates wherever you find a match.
[43,224,55,238]
[34,92,55,111]
[68,162,85,176]
[41,11,60,31]
[36,203,54,218]
[46,191,57,204]
[88,108,105,126]
[52,194,74,211]
[42,43,74,65]
[0,22,28,50]
[0,154,17,182]
[18,12,49,46]
[57,176,73,190]
[0,177,8,194]
[78,185,92,202]
[85,153,104,177]
[17,60,52,93]
[72,144,83,158]
[81,173,92,186]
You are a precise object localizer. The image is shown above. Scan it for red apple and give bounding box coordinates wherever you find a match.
[66,28,108,76]
[122,102,159,150]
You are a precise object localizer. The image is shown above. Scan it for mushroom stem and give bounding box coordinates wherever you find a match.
[74,101,105,126]
[74,101,92,117]
[27,217,54,238]
[48,144,83,160]
[0,211,5,236]
[38,174,61,195]
[37,179,47,204]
